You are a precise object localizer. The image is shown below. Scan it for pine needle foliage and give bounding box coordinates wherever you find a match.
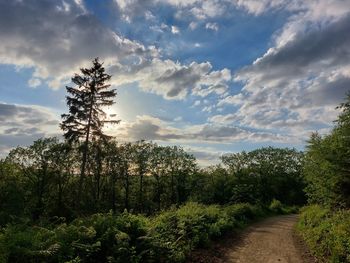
[60,58,119,143]
[60,58,119,204]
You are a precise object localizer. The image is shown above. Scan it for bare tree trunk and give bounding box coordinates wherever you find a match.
[95,146,102,209]
[77,92,94,208]
[58,171,63,209]
[124,162,130,211]
[111,169,116,213]
[156,174,161,211]
[34,163,47,221]
[170,167,176,205]
[139,169,144,213]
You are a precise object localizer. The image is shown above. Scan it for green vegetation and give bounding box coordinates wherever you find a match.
[0,59,311,262]
[0,202,285,263]
[0,139,302,262]
[5,58,350,262]
[297,205,350,262]
[149,202,267,262]
[297,94,350,262]
[220,147,305,205]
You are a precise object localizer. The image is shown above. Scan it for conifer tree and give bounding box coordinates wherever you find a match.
[60,58,119,203]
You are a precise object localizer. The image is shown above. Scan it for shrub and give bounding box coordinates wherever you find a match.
[56,212,152,263]
[0,224,56,263]
[149,202,233,262]
[149,202,268,262]
[0,202,284,263]
[269,199,282,213]
[0,212,152,263]
[224,203,262,229]
[297,205,350,262]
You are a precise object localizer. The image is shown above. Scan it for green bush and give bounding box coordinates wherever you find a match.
[281,205,299,214]
[149,202,268,262]
[0,202,285,263]
[269,199,282,213]
[297,205,350,262]
[54,212,152,263]
[0,212,152,263]
[0,224,56,263]
[224,203,265,226]
[149,202,232,262]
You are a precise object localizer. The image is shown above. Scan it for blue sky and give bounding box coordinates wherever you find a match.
[1,0,350,165]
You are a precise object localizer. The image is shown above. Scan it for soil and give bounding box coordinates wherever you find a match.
[187,214,318,263]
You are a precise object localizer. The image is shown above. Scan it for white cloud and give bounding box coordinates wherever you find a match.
[110,0,295,23]
[189,1,226,19]
[184,145,227,166]
[189,21,198,30]
[114,114,297,144]
[110,0,237,23]
[0,0,232,102]
[0,103,61,154]
[202,105,213,113]
[0,0,156,89]
[111,59,232,100]
[171,25,180,34]
[28,78,42,88]
[144,10,156,20]
[205,22,219,31]
[233,0,287,15]
[2,0,349,157]
[217,93,244,106]
[193,100,201,106]
[217,0,350,139]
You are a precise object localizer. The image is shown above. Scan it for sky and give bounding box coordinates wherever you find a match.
[0,0,350,165]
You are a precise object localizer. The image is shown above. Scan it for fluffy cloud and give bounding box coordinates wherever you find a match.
[120,0,225,21]
[28,78,42,88]
[184,145,227,166]
[114,115,296,143]
[217,0,350,139]
[233,0,288,15]
[205,22,219,31]
[111,59,232,99]
[238,14,350,85]
[112,0,245,22]
[0,0,232,101]
[112,0,286,22]
[2,0,349,160]
[0,0,156,89]
[0,103,60,154]
[171,25,180,34]
[114,0,155,21]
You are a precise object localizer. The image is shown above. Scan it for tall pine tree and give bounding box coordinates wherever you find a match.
[60,58,119,204]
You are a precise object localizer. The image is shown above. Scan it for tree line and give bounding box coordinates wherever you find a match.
[0,58,307,226]
[0,137,307,225]
[1,138,197,222]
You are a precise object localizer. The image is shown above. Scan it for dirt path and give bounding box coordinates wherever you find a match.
[225,214,303,263]
[188,214,314,263]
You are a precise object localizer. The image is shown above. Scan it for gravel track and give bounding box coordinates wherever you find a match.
[225,214,303,263]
